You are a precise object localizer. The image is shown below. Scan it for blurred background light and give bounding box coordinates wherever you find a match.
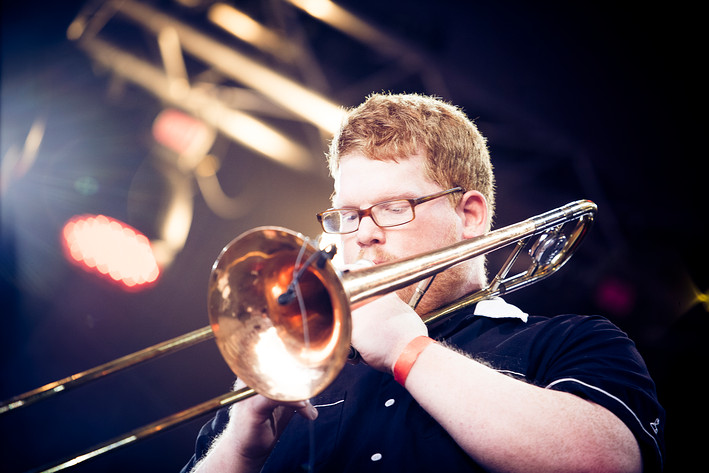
[62,214,160,289]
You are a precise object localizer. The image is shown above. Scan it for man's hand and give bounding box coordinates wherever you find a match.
[229,392,318,463]
[350,292,427,373]
[190,380,317,473]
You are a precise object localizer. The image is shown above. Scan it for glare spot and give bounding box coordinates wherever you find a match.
[73,176,99,196]
[61,215,160,290]
[253,326,320,399]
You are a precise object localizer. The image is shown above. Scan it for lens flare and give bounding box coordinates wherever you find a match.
[61,215,160,289]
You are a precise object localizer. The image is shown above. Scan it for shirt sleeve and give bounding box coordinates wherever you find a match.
[179,407,231,473]
[534,315,666,472]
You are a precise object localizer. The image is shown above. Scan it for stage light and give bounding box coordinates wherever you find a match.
[207,3,292,60]
[62,215,160,290]
[286,0,402,52]
[152,108,214,165]
[595,276,636,317]
[290,0,337,21]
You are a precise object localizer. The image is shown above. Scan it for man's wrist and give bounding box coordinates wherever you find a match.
[392,336,435,385]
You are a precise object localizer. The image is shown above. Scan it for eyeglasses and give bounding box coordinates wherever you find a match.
[316,187,464,234]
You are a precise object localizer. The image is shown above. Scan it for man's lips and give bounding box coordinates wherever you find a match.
[356,252,393,266]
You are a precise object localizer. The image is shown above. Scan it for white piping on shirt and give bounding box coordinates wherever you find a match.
[313,399,345,409]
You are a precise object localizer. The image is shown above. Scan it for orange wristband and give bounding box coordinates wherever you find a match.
[393,336,435,386]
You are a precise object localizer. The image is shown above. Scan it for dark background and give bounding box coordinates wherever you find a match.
[1,1,704,472]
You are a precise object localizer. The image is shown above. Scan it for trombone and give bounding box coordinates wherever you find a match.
[2,199,597,472]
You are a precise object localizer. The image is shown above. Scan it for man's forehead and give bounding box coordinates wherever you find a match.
[331,188,415,207]
[331,152,441,204]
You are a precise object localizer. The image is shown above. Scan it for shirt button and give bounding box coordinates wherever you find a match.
[371,453,383,461]
[384,398,395,407]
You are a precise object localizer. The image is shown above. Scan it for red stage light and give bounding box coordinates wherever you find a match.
[152,108,211,155]
[62,215,160,289]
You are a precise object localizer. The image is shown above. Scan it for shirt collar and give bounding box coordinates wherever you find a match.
[474,297,528,322]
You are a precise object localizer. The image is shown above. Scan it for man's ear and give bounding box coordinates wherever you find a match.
[456,190,488,239]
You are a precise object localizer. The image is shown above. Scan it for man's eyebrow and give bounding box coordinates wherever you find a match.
[333,191,418,208]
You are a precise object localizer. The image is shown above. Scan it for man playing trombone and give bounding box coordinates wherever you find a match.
[182,93,665,472]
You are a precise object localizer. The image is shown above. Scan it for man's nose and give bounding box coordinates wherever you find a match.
[356,216,385,247]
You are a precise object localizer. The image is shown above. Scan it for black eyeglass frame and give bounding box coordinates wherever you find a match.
[316,186,464,234]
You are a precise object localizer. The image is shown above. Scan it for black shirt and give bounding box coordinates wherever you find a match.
[182,300,665,472]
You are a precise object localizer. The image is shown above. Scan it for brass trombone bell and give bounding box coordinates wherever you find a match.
[207,227,351,402]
